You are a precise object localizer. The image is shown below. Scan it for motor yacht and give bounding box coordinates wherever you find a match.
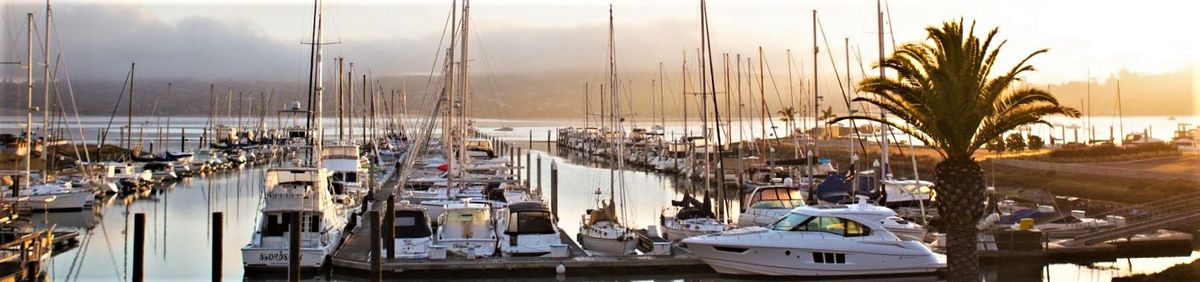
[435,200,498,258]
[682,200,945,277]
[495,201,560,257]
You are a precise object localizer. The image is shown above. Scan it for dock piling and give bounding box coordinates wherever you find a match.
[536,155,542,193]
[289,211,300,282]
[212,212,223,281]
[134,213,145,282]
[181,128,186,152]
[551,160,558,221]
[369,210,382,281]
[385,195,395,260]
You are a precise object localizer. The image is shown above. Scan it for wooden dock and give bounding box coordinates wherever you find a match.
[973,229,1194,261]
[331,226,709,278]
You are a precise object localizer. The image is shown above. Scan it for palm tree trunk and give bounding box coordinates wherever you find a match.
[934,158,987,282]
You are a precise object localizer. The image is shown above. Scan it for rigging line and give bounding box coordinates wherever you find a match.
[759,54,787,144]
[816,17,870,159]
[416,2,457,119]
[101,69,132,149]
[852,44,908,159]
[468,19,513,119]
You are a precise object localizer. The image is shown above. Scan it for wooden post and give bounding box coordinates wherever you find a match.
[385,195,395,260]
[525,151,531,187]
[369,210,382,281]
[180,127,186,152]
[516,147,522,183]
[212,212,223,281]
[289,211,300,282]
[536,155,542,193]
[134,213,146,282]
[547,130,551,151]
[551,160,559,221]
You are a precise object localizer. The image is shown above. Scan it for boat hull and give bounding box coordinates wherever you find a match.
[577,233,637,255]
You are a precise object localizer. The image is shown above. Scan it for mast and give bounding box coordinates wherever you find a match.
[700,0,727,221]
[1117,79,1124,142]
[23,13,33,200]
[757,47,766,150]
[608,4,628,222]
[812,10,820,155]
[584,83,590,129]
[42,1,52,147]
[659,63,666,128]
[877,0,890,177]
[337,57,344,140]
[459,0,470,169]
[129,63,135,151]
[313,0,325,166]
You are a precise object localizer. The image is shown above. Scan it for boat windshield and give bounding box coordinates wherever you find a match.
[769,213,812,231]
[745,187,806,210]
[394,211,432,238]
[506,211,556,235]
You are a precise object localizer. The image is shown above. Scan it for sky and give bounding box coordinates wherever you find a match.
[1,0,1198,85]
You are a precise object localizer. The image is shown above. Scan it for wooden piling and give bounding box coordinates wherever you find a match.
[526,151,532,187]
[369,210,381,281]
[289,211,300,282]
[385,195,395,260]
[536,155,542,193]
[181,128,186,152]
[134,213,145,282]
[551,160,558,221]
[212,212,223,281]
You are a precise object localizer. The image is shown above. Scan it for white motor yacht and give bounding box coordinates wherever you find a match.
[389,201,434,259]
[682,202,945,277]
[436,200,498,258]
[496,201,560,257]
[241,167,346,270]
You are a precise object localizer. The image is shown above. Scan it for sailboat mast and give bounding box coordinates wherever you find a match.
[607,4,618,207]
[812,10,820,156]
[877,0,890,176]
[129,63,135,151]
[337,57,344,140]
[459,0,470,169]
[43,1,52,144]
[23,13,33,196]
[700,0,727,221]
[313,0,325,166]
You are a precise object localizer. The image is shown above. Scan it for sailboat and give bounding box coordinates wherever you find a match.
[241,0,346,271]
[577,5,637,256]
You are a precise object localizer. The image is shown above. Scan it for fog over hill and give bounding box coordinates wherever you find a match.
[0,66,1193,120]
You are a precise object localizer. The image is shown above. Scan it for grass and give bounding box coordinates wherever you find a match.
[1114,258,1200,281]
[986,162,1200,204]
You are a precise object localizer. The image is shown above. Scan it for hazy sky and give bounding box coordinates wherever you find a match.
[2,0,1198,85]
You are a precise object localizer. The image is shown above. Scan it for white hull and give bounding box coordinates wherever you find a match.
[577,233,637,255]
[692,245,942,276]
[6,190,92,211]
[241,247,334,269]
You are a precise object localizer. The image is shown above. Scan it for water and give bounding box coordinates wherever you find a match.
[10,118,1199,281]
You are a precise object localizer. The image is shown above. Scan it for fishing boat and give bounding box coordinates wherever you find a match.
[241,167,346,270]
[495,201,560,257]
[682,199,945,277]
[435,199,498,258]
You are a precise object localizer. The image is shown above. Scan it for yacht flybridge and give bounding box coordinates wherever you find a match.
[682,197,945,277]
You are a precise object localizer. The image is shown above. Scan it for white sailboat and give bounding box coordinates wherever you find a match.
[577,5,638,256]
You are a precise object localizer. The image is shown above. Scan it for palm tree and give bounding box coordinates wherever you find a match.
[833,20,1079,281]
[819,106,837,139]
[777,107,797,136]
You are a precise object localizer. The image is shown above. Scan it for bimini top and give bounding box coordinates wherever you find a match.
[508,201,550,213]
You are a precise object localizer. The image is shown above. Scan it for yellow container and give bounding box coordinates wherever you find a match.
[1018,218,1035,230]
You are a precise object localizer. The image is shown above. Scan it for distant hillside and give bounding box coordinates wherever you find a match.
[1,67,1193,119]
[1044,67,1196,117]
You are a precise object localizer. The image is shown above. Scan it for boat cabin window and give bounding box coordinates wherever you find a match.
[334,172,358,183]
[506,211,556,235]
[264,213,293,236]
[790,216,871,237]
[746,188,806,209]
[393,211,432,239]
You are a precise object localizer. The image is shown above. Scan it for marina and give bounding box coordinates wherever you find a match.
[1,0,1198,281]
